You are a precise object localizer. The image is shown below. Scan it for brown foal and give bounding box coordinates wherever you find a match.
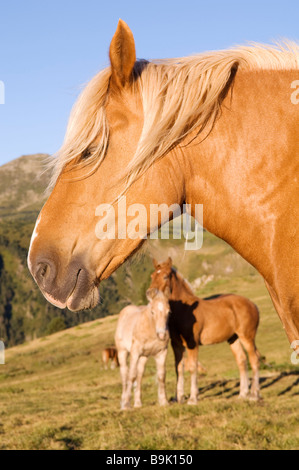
[102,347,119,370]
[150,258,261,404]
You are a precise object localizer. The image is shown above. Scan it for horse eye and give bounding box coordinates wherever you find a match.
[82,148,92,160]
[163,275,168,280]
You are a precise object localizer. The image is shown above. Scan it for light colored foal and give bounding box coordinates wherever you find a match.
[115,288,170,410]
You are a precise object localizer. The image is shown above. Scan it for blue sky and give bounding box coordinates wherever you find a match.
[0,0,298,166]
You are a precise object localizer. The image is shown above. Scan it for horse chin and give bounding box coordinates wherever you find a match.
[66,286,100,312]
[42,285,100,312]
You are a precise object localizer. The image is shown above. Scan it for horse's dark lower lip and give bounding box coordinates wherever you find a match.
[65,270,99,311]
[42,268,99,312]
[66,286,99,311]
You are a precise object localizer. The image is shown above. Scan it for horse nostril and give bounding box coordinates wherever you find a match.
[35,262,50,283]
[38,263,48,278]
[34,259,56,286]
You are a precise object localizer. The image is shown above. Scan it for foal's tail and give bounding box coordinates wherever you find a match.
[256,348,267,365]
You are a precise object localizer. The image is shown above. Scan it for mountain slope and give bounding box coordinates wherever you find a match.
[0,154,50,220]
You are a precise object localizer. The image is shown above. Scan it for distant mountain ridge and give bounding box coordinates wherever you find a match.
[0,154,50,220]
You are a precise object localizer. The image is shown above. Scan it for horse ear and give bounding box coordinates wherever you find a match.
[167,257,172,267]
[153,258,159,269]
[109,19,136,88]
[146,287,158,302]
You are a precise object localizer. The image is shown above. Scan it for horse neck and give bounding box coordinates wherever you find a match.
[170,271,197,304]
[179,69,297,282]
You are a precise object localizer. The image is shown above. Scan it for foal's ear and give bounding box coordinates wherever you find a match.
[166,257,172,267]
[146,288,158,302]
[153,258,159,269]
[109,19,136,88]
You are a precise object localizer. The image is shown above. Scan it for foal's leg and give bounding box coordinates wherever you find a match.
[123,345,140,410]
[229,339,249,399]
[185,346,199,405]
[102,351,108,370]
[134,356,148,408]
[172,341,185,404]
[117,349,128,409]
[155,349,168,406]
[240,337,261,401]
[111,359,115,370]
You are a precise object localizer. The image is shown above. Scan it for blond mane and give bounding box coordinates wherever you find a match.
[48,67,111,189]
[49,41,299,194]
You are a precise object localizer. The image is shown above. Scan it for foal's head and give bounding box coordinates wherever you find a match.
[150,257,174,296]
[146,288,170,341]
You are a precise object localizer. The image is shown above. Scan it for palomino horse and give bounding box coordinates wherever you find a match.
[28,20,299,354]
[150,258,261,403]
[102,347,119,370]
[115,288,170,409]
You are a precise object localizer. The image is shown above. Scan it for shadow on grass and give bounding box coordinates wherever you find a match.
[57,426,83,450]
[172,371,299,401]
[56,436,82,451]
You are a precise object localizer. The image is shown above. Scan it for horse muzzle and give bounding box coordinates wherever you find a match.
[156,329,169,341]
[28,253,99,311]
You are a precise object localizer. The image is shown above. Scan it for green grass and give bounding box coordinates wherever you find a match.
[0,272,298,450]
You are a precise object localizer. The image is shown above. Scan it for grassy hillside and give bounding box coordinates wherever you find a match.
[0,277,298,450]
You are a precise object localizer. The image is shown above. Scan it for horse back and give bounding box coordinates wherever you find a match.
[201,293,259,343]
[170,293,259,346]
